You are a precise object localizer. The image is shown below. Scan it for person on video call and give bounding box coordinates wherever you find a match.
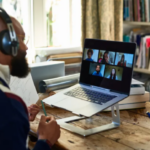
[85,49,94,61]
[107,68,118,80]
[92,65,102,77]
[117,54,126,67]
[98,52,103,63]
[100,51,110,64]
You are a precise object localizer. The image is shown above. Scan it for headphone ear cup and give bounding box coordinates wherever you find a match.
[0,30,12,55]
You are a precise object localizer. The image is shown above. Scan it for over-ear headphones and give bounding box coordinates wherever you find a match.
[0,8,19,56]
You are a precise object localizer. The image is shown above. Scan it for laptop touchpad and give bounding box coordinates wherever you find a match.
[54,97,90,112]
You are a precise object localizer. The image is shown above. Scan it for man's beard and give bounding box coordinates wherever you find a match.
[11,50,30,78]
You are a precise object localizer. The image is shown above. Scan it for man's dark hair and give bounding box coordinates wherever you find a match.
[87,49,93,55]
[96,64,100,68]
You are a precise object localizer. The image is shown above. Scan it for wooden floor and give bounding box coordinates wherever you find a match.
[29,93,150,150]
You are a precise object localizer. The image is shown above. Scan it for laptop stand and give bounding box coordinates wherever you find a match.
[56,103,120,136]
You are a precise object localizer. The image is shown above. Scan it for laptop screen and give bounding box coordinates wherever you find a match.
[80,39,136,95]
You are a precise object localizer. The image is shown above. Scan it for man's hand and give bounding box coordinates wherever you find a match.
[38,115,60,146]
[28,104,40,121]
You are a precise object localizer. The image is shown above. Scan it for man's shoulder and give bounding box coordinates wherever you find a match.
[0,80,28,115]
[99,72,102,76]
[93,71,96,74]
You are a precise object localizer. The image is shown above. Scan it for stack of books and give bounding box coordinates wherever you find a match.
[106,78,149,111]
[47,52,82,75]
[123,0,150,22]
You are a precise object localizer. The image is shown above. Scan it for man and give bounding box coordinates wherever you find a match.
[0,11,60,150]
[92,65,102,77]
[85,49,94,61]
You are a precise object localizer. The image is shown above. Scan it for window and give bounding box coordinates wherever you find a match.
[2,0,31,43]
[45,0,81,47]
[1,0,82,62]
[1,0,33,63]
[34,0,81,49]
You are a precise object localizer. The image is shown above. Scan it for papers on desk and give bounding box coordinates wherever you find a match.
[132,78,144,85]
[10,73,38,107]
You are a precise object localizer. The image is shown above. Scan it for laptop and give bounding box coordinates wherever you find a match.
[43,39,136,117]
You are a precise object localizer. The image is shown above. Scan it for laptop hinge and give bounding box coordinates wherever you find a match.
[110,90,129,95]
[80,83,128,95]
[90,85,110,92]
[80,83,110,91]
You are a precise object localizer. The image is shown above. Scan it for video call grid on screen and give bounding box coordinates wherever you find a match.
[84,48,134,82]
[89,63,123,81]
[84,48,134,68]
[80,40,136,94]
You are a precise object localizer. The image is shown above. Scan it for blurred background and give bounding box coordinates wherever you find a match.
[2,0,150,91]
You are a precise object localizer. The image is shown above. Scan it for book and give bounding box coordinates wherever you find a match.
[129,0,134,21]
[105,91,149,111]
[134,0,138,21]
[137,0,141,21]
[145,0,149,22]
[126,0,130,21]
[130,84,145,95]
[48,52,82,58]
[47,52,82,64]
[145,37,150,68]
[141,36,147,68]
[142,0,146,22]
[142,0,146,21]
[120,92,148,104]
[136,37,143,68]
[147,0,149,21]
[52,58,82,64]
[140,0,143,21]
[149,0,150,21]
[123,0,126,20]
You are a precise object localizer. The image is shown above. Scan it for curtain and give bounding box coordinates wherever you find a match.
[81,0,123,47]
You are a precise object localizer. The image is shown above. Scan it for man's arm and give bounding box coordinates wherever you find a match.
[33,140,52,150]
[0,95,29,150]
[0,93,52,150]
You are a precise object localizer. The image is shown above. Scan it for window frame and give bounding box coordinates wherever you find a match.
[32,0,82,58]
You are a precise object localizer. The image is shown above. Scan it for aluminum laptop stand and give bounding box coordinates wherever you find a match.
[42,101,120,136]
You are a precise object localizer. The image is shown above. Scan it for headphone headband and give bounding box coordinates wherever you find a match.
[0,8,12,23]
[0,8,19,56]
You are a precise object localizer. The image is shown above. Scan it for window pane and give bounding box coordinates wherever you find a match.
[1,0,33,63]
[71,0,81,46]
[2,0,24,24]
[2,0,30,37]
[46,0,81,47]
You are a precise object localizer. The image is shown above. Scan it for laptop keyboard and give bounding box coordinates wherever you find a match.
[64,87,117,105]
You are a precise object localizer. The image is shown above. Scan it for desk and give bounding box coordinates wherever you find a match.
[29,93,150,150]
